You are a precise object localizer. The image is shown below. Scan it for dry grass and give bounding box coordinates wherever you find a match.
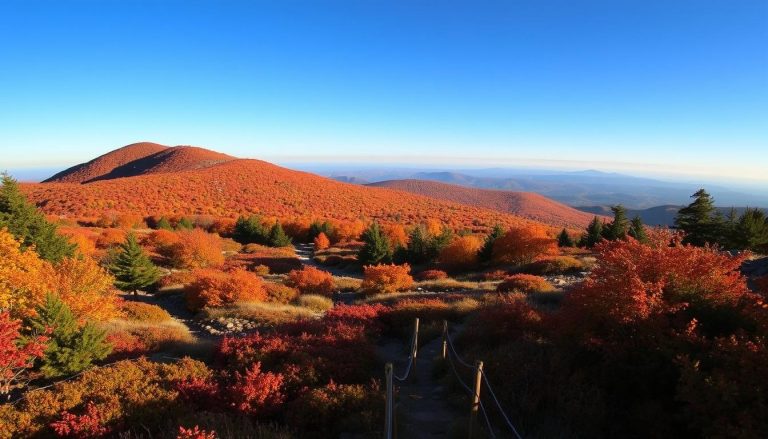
[201,301,319,325]
[334,276,363,292]
[103,318,198,356]
[295,294,334,312]
[415,278,497,292]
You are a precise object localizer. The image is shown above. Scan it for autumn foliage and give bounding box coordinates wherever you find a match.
[285,266,335,296]
[0,312,48,398]
[496,274,554,293]
[313,232,330,251]
[362,264,414,294]
[167,229,225,269]
[186,268,267,310]
[492,225,556,266]
[438,235,482,272]
[0,229,51,317]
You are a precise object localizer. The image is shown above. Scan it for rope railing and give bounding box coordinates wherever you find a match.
[384,317,420,439]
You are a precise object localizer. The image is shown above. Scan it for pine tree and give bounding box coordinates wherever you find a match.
[358,222,392,265]
[428,227,453,260]
[233,215,269,245]
[268,222,292,247]
[110,233,161,295]
[585,216,603,248]
[156,217,173,230]
[603,205,630,241]
[308,220,334,242]
[406,225,430,264]
[479,224,504,262]
[731,208,768,251]
[628,216,648,243]
[674,189,724,246]
[557,228,574,247]
[28,295,111,378]
[0,173,75,262]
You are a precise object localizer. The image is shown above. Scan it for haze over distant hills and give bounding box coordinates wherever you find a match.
[310,166,768,209]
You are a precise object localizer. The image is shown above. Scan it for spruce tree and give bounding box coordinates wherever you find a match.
[731,208,768,251]
[479,224,504,262]
[308,220,334,242]
[156,216,173,230]
[110,233,161,295]
[268,222,292,247]
[28,295,111,378]
[674,189,724,246]
[233,215,269,244]
[603,205,630,241]
[358,222,392,265]
[0,173,75,262]
[176,217,194,230]
[585,216,603,248]
[428,227,453,260]
[406,225,430,264]
[557,228,574,247]
[628,216,648,243]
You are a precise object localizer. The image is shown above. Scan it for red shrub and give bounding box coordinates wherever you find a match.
[177,426,216,439]
[51,401,110,438]
[497,274,555,293]
[105,331,149,361]
[1,311,48,398]
[362,264,414,294]
[492,225,556,266]
[228,362,286,416]
[186,268,267,310]
[418,269,448,281]
[286,266,335,296]
[96,228,126,249]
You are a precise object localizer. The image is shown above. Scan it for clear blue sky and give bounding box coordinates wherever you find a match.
[1,1,766,183]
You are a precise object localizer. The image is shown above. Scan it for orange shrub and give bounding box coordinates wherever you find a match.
[60,228,97,256]
[439,235,482,272]
[314,232,330,251]
[265,283,300,304]
[210,217,237,236]
[383,224,408,249]
[120,301,172,323]
[283,219,311,242]
[418,269,448,281]
[186,268,267,310]
[286,266,335,296]
[96,228,127,249]
[148,229,181,253]
[46,256,120,321]
[492,225,556,266]
[362,264,414,294]
[496,274,555,293]
[0,229,51,318]
[168,229,225,269]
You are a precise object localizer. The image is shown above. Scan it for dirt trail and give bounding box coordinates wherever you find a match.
[295,243,362,278]
[378,334,460,438]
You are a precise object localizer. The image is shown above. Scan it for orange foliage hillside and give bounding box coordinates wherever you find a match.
[44,142,235,183]
[368,179,600,228]
[25,146,558,234]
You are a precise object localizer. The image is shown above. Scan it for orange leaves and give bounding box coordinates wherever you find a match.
[492,225,556,266]
[186,268,267,310]
[0,228,51,317]
[45,256,120,321]
[286,266,335,296]
[362,264,414,294]
[313,232,330,251]
[168,229,225,269]
[438,235,482,272]
[496,274,554,293]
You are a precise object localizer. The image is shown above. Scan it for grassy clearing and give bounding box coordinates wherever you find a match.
[295,294,334,312]
[200,301,319,325]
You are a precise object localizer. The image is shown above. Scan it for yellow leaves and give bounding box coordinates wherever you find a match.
[0,229,50,318]
[44,256,120,322]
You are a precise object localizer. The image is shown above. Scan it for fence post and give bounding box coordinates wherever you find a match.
[385,362,393,439]
[468,360,484,439]
[411,317,419,378]
[441,320,448,359]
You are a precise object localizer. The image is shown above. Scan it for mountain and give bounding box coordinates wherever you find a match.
[44,142,235,183]
[301,167,768,209]
[368,179,600,228]
[577,205,768,227]
[24,143,557,232]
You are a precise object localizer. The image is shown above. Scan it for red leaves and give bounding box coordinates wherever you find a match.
[0,311,48,398]
[228,362,286,415]
[51,401,109,438]
[177,426,216,439]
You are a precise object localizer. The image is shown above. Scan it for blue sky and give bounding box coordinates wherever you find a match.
[1,1,766,183]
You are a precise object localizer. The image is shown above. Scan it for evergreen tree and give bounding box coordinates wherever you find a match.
[603,205,630,241]
[428,227,453,260]
[406,225,430,264]
[268,222,292,247]
[176,217,194,230]
[731,208,768,252]
[674,189,724,246]
[628,216,648,243]
[0,173,75,262]
[155,216,173,230]
[479,224,504,262]
[358,222,392,265]
[110,233,161,295]
[308,220,334,242]
[28,295,111,378]
[585,216,603,248]
[233,215,269,244]
[557,228,574,247]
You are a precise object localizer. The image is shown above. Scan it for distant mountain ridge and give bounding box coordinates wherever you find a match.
[368,179,601,228]
[577,205,768,227]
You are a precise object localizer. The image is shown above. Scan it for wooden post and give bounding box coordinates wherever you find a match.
[468,360,484,439]
[441,320,448,359]
[385,362,393,439]
[412,317,420,360]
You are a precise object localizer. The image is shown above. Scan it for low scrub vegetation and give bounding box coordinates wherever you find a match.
[362,263,414,294]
